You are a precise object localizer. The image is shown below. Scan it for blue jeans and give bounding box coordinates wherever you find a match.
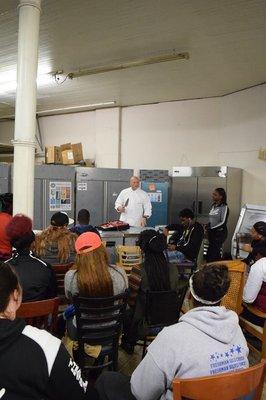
[166,250,189,264]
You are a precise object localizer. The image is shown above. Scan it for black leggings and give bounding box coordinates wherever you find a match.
[206,228,227,262]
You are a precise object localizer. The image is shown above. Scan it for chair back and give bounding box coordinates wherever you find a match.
[52,263,73,305]
[17,297,59,334]
[207,260,245,315]
[116,245,142,275]
[74,291,128,344]
[145,285,188,328]
[173,359,266,400]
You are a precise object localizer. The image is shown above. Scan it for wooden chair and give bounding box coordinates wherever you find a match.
[52,263,73,306]
[116,245,142,275]
[208,260,246,315]
[173,359,266,400]
[240,304,266,360]
[17,297,59,334]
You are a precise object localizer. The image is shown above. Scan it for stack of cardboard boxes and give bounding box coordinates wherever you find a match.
[45,143,84,165]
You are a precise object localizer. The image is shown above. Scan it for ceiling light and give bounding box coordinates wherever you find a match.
[36,101,116,116]
[62,51,190,80]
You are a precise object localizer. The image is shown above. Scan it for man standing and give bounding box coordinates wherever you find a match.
[115,176,152,227]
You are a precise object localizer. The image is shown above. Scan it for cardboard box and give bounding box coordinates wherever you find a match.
[60,142,84,165]
[71,142,84,163]
[45,146,62,164]
[61,149,75,165]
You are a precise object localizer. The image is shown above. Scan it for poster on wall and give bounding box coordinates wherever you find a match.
[147,190,162,203]
[49,181,72,211]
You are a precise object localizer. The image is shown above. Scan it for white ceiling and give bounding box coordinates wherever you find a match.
[0,0,266,116]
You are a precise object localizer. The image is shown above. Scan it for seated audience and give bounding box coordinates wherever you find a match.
[121,229,180,354]
[5,214,57,302]
[0,193,13,261]
[70,208,100,237]
[34,211,77,265]
[64,232,128,340]
[242,246,266,326]
[96,264,249,400]
[0,262,99,400]
[167,208,204,263]
[242,221,266,266]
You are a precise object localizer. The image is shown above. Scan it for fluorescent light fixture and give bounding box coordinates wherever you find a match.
[36,101,116,116]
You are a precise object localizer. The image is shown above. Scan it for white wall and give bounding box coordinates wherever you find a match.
[121,85,266,205]
[0,84,266,205]
[38,111,96,160]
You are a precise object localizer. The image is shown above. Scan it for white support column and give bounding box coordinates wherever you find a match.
[12,0,41,217]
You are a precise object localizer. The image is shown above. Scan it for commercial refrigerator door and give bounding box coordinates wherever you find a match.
[169,177,197,223]
[106,180,129,221]
[0,164,11,194]
[76,180,104,227]
[197,177,226,224]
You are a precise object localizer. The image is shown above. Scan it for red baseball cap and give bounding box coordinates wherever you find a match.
[75,232,102,254]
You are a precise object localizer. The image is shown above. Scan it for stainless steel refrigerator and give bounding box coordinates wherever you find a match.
[75,167,133,227]
[0,164,11,194]
[169,166,242,251]
[33,165,76,230]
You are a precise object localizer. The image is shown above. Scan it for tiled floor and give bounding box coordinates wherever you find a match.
[118,345,266,399]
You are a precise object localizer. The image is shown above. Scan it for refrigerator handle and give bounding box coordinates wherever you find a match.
[192,201,196,213]
[43,179,47,229]
[198,201,203,214]
[103,181,108,221]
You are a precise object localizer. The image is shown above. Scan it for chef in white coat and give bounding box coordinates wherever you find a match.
[115,176,152,227]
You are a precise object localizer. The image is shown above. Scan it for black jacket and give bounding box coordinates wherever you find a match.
[0,318,99,400]
[169,222,204,261]
[6,250,57,302]
[243,239,266,266]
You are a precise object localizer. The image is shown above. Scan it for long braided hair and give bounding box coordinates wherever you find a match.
[137,229,170,291]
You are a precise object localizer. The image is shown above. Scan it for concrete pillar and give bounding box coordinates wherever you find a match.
[12,0,41,217]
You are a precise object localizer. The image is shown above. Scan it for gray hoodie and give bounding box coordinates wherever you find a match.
[131,306,249,400]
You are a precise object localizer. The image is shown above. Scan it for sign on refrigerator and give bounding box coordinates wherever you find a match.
[49,181,72,211]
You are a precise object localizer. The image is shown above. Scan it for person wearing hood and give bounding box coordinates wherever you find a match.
[95,264,249,400]
[5,214,57,302]
[0,261,99,400]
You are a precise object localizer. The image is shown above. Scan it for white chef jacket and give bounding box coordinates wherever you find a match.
[115,187,152,227]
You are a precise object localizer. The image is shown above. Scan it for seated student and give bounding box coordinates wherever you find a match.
[167,208,204,264]
[121,229,180,354]
[5,214,57,302]
[34,211,77,265]
[96,264,249,400]
[242,221,266,267]
[70,208,100,237]
[242,246,266,327]
[0,262,99,400]
[0,193,13,261]
[64,232,128,340]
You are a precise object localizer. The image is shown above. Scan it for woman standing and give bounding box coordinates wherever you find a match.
[206,188,229,262]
